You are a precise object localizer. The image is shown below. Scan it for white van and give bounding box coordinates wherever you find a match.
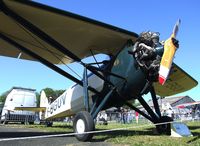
[1,87,37,124]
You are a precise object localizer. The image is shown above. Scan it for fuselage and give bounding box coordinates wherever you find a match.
[44,42,162,119]
[110,45,147,98]
[100,44,147,108]
[44,44,146,119]
[44,73,104,119]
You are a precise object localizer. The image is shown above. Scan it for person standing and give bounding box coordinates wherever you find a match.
[135,111,139,124]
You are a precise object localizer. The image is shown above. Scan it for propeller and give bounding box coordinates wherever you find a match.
[158,19,181,85]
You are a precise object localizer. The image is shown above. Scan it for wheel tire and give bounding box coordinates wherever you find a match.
[73,111,95,142]
[156,116,173,135]
[3,121,8,124]
[29,122,34,125]
[46,121,53,127]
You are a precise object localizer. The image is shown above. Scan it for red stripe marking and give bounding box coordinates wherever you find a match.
[159,75,166,85]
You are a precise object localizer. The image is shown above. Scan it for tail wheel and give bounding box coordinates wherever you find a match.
[156,116,173,135]
[29,122,34,125]
[73,111,94,141]
[46,121,53,127]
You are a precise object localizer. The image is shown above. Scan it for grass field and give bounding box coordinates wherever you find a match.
[95,121,200,146]
[8,120,200,146]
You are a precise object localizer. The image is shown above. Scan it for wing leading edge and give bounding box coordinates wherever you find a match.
[0,0,138,64]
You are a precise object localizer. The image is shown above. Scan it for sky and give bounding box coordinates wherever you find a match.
[0,0,199,101]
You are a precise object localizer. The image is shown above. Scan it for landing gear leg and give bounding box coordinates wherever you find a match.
[127,84,174,135]
[156,116,173,135]
[73,111,95,141]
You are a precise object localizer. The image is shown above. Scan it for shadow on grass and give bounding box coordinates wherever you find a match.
[187,134,200,144]
[2,123,199,143]
[0,123,73,139]
[0,124,156,141]
[186,124,200,143]
[188,125,200,130]
[0,131,74,139]
[51,124,73,129]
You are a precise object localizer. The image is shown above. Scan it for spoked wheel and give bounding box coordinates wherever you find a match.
[156,116,173,135]
[73,111,95,141]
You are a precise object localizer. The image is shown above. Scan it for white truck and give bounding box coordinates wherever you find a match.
[1,87,37,124]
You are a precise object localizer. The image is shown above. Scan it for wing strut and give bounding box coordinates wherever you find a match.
[0,33,99,95]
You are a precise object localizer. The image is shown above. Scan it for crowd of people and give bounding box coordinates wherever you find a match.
[116,109,139,124]
[161,106,200,121]
[94,105,200,125]
[97,108,140,125]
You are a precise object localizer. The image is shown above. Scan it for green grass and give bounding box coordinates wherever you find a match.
[5,121,200,146]
[94,121,200,146]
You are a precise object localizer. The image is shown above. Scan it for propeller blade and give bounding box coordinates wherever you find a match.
[172,19,181,38]
[158,19,181,85]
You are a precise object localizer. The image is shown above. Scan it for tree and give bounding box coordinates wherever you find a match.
[43,88,56,98]
[41,87,65,102]
[35,92,40,107]
[55,89,65,97]
[0,90,9,103]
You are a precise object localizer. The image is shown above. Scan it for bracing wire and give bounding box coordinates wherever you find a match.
[90,49,100,68]
[10,20,82,79]
[1,32,72,60]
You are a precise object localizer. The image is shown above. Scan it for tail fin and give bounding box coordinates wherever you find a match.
[40,90,48,108]
[14,90,48,120]
[39,90,49,120]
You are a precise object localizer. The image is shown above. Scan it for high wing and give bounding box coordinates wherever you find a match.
[0,1,197,97]
[0,0,138,64]
[15,107,46,112]
[154,64,198,97]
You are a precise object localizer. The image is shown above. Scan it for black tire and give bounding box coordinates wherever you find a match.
[29,122,34,125]
[73,111,95,142]
[46,121,53,127]
[156,116,173,135]
[2,121,8,124]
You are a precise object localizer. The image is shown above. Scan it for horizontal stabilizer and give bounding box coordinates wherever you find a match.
[15,107,46,112]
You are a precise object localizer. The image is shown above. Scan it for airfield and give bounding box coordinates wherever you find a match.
[0,120,199,146]
[0,0,199,146]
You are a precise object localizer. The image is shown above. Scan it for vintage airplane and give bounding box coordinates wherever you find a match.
[0,0,198,141]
